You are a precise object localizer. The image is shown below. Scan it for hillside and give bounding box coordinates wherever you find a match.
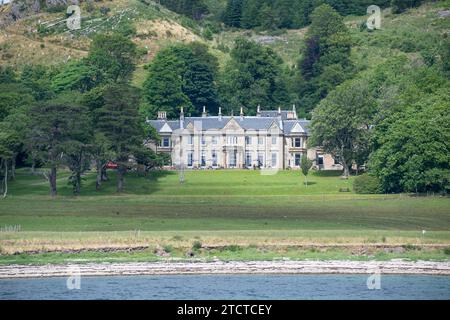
[1,1,449,87]
[0,0,448,86]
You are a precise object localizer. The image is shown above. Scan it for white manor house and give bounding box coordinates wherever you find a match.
[148,106,342,170]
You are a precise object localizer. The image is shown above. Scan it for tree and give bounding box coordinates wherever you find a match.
[96,84,143,193]
[219,38,290,114]
[143,43,219,118]
[300,155,313,187]
[87,34,137,83]
[223,0,243,27]
[391,0,423,14]
[297,4,352,114]
[91,132,113,191]
[369,92,450,193]
[160,0,209,20]
[20,65,54,101]
[51,60,100,93]
[63,106,93,196]
[27,94,90,197]
[143,50,192,119]
[309,78,376,178]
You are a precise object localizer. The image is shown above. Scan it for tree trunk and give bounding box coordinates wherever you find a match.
[10,156,15,180]
[341,157,350,178]
[74,171,81,196]
[96,160,102,191]
[2,160,8,198]
[49,165,57,198]
[101,165,108,181]
[117,165,125,193]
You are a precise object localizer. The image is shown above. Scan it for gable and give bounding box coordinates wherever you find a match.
[223,118,243,132]
[268,121,281,133]
[290,123,305,133]
[160,123,173,133]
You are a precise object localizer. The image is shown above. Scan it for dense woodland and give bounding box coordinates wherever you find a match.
[0,1,448,197]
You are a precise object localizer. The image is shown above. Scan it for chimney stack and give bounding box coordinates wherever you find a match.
[240,107,244,120]
[158,111,167,120]
[218,107,222,121]
[202,106,207,118]
[180,107,185,129]
[257,105,261,117]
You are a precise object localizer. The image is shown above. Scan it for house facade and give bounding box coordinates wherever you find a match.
[147,106,342,171]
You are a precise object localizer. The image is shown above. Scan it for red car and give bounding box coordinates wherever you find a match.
[105,162,118,169]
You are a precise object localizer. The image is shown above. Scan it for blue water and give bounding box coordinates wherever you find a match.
[0,275,449,300]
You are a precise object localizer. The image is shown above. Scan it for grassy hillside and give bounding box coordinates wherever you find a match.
[1,1,449,86]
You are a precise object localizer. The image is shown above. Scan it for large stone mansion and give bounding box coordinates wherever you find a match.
[148,106,341,170]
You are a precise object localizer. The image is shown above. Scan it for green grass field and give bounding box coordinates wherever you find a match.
[0,169,449,264]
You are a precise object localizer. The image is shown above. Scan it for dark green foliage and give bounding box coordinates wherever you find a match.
[391,0,423,14]
[160,0,209,20]
[87,34,137,84]
[369,92,450,193]
[96,84,144,192]
[297,5,353,114]
[219,38,290,115]
[309,77,376,177]
[0,83,34,121]
[353,174,382,194]
[20,65,54,101]
[223,0,390,29]
[192,240,202,250]
[223,0,243,27]
[0,66,17,84]
[51,60,100,93]
[143,42,219,118]
[27,93,90,197]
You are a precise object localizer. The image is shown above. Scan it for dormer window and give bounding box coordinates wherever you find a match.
[161,137,170,148]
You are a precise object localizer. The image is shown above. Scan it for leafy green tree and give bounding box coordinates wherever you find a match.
[0,109,29,197]
[51,60,100,93]
[223,0,243,27]
[27,93,90,197]
[300,155,313,187]
[96,84,143,193]
[160,0,209,20]
[369,92,450,193]
[297,4,353,114]
[91,132,113,191]
[143,50,192,119]
[87,34,137,83]
[20,65,54,101]
[143,43,218,118]
[391,0,423,14]
[0,83,34,121]
[309,78,376,177]
[0,66,17,84]
[219,38,290,114]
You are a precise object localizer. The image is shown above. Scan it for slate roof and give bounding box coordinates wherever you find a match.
[148,111,310,135]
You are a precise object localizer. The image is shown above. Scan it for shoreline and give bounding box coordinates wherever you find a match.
[1,260,449,279]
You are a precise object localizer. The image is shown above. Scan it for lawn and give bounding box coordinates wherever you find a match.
[0,169,449,263]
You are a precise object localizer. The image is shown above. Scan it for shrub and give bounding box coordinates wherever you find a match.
[192,241,202,251]
[444,248,450,255]
[163,244,173,253]
[225,245,241,252]
[353,174,382,194]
